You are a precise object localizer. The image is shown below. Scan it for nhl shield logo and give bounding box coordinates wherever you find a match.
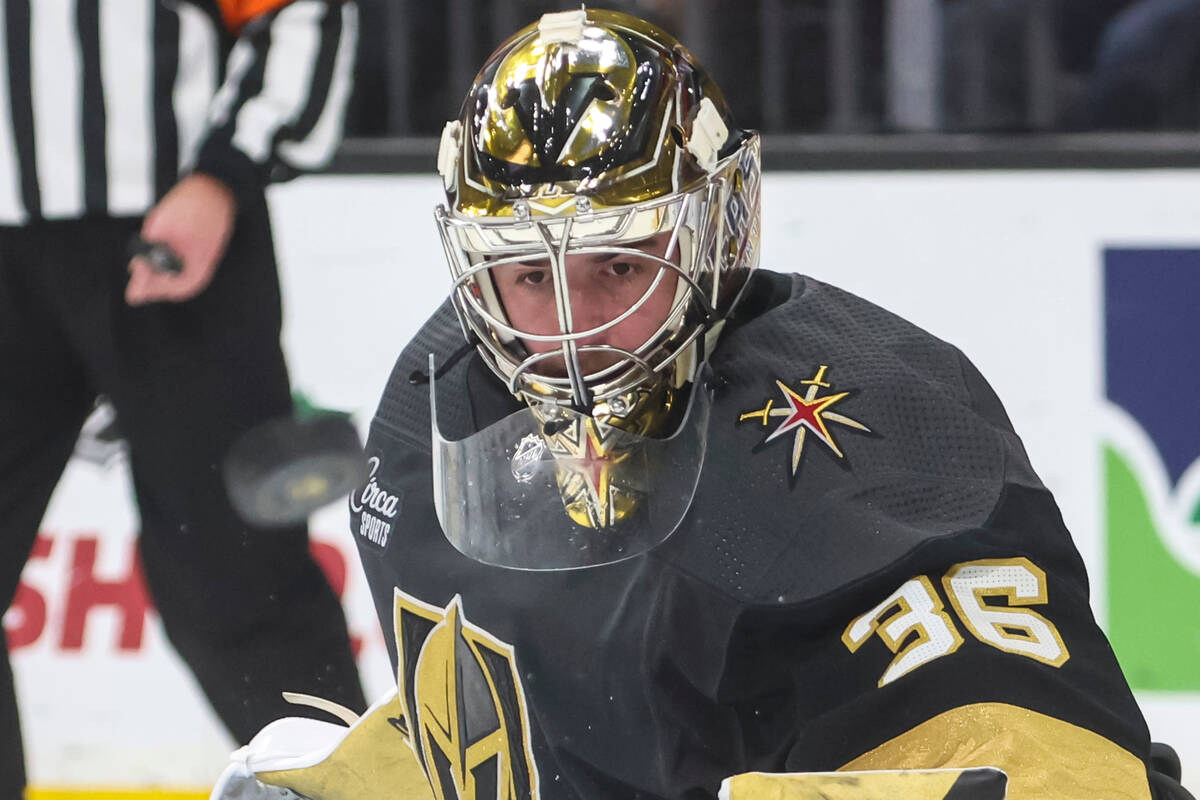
[393,588,541,800]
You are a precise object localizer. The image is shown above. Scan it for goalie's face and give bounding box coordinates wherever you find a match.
[490,231,680,378]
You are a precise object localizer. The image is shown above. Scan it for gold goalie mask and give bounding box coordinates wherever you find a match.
[430,8,761,569]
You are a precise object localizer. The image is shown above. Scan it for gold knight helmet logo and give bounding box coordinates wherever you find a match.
[394,588,541,800]
[480,12,638,170]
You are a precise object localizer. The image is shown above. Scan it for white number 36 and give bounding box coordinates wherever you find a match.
[842,557,1070,686]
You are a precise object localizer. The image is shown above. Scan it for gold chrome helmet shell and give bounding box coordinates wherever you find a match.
[436,7,761,422]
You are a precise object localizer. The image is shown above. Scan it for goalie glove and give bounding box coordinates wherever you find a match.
[209,690,435,800]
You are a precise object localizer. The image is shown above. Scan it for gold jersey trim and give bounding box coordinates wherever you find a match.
[721,767,998,800]
[839,702,1151,799]
[257,691,435,800]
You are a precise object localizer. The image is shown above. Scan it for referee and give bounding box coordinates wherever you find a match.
[0,0,365,792]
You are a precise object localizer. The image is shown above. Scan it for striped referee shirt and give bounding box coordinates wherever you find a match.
[0,0,357,224]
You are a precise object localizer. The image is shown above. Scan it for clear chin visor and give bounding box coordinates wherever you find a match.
[429,356,714,570]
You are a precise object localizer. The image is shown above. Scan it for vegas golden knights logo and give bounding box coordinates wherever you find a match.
[394,589,541,800]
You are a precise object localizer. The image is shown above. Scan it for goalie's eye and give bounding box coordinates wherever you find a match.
[517,269,548,286]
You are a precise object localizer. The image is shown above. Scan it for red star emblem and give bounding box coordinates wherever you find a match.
[739,365,871,477]
[766,383,851,454]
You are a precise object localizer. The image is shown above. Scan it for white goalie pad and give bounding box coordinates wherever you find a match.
[210,690,435,800]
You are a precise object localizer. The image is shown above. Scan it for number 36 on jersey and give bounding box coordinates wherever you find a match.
[843,557,1071,686]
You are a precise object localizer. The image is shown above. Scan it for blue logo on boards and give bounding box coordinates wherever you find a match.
[1102,248,1200,690]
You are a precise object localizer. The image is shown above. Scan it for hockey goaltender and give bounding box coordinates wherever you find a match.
[211,8,1193,800]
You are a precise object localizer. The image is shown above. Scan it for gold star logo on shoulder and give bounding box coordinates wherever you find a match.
[738,365,872,480]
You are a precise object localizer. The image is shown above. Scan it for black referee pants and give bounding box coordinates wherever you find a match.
[0,194,365,791]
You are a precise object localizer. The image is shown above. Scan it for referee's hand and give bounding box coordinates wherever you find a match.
[125,173,236,305]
